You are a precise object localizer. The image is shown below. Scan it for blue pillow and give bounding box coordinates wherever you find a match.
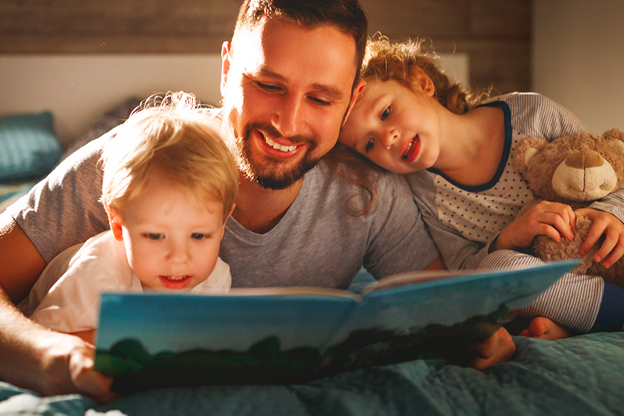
[0,112,64,183]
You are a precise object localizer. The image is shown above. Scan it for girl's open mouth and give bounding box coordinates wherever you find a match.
[402,135,420,162]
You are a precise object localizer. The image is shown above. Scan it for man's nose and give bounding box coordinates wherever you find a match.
[272,94,305,138]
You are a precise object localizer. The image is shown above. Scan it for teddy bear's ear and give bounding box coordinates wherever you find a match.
[512,136,548,176]
[603,128,624,153]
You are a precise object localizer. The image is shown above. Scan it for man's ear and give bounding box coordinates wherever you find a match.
[220,41,233,97]
[343,80,366,126]
[108,209,124,241]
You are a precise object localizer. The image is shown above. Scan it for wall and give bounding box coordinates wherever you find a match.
[0,0,528,146]
[0,55,223,146]
[533,1,624,133]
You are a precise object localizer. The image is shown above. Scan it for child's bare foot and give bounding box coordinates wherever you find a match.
[518,317,572,340]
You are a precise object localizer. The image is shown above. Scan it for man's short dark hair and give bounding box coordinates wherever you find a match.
[233,0,368,89]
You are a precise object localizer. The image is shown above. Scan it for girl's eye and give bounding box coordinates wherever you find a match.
[381,106,391,121]
[365,138,374,153]
[144,233,163,241]
[191,233,209,240]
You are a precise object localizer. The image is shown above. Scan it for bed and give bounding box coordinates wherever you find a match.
[1,332,624,416]
[2,101,624,416]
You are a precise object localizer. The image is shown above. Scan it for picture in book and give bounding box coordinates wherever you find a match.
[94,260,578,393]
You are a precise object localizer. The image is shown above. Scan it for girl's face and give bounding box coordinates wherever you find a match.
[339,79,441,174]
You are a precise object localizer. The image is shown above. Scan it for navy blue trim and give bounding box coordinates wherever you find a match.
[591,281,624,332]
[427,100,512,192]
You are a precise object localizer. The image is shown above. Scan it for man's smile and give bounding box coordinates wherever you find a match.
[260,131,298,153]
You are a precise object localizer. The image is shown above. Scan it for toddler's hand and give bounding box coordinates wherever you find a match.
[494,201,575,251]
[575,208,624,268]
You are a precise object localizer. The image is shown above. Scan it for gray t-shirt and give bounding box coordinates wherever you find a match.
[9,128,438,289]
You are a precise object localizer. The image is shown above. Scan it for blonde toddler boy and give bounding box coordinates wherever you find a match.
[19,92,238,344]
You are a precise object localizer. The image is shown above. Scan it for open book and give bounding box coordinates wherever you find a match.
[94,260,578,393]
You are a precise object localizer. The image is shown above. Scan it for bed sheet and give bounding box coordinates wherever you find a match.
[1,332,623,416]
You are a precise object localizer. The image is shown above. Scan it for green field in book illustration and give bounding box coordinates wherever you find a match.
[94,260,578,392]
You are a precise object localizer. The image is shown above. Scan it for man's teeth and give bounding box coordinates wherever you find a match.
[265,136,297,152]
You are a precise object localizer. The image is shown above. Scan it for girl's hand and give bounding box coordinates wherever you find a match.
[575,208,624,268]
[494,201,576,251]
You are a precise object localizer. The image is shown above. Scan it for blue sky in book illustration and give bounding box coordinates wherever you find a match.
[96,293,357,354]
[95,261,579,355]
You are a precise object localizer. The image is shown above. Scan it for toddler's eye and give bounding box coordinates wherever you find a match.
[365,138,374,153]
[144,233,163,241]
[381,106,391,121]
[191,233,208,240]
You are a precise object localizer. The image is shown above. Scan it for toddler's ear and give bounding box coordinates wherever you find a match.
[108,209,124,241]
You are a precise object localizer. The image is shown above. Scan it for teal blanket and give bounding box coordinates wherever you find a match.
[1,332,623,416]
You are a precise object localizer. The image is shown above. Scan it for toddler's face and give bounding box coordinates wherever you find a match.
[339,79,440,174]
[111,173,228,292]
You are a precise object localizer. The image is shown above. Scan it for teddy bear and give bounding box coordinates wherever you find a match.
[512,128,624,287]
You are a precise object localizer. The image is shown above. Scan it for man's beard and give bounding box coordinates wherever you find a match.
[235,122,320,190]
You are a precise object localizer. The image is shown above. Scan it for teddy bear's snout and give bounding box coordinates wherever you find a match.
[551,148,618,201]
[565,149,605,169]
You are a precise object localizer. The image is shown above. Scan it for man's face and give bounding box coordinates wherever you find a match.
[221,18,361,190]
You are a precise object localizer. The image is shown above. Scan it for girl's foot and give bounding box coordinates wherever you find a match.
[518,317,571,340]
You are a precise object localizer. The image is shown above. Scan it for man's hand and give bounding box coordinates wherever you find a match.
[466,327,517,370]
[575,208,624,268]
[494,201,576,251]
[6,326,116,403]
[0,290,116,403]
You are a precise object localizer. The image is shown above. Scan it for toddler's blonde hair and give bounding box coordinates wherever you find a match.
[100,91,238,221]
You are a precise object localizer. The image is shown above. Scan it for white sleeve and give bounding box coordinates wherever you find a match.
[29,255,125,333]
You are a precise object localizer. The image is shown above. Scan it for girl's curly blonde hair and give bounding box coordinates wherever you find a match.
[362,36,490,114]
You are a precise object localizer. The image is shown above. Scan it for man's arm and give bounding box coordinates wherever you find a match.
[0,212,46,303]
[0,212,114,401]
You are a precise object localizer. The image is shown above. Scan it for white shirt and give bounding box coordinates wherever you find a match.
[19,231,231,333]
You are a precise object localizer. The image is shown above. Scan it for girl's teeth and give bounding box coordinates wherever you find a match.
[403,140,414,159]
[265,136,297,152]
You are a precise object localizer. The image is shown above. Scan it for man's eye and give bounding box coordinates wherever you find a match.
[144,233,163,241]
[381,106,391,121]
[365,138,374,153]
[309,96,331,106]
[255,81,280,92]
[191,233,209,240]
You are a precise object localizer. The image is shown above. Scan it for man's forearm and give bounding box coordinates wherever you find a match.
[0,211,46,303]
[0,288,48,388]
